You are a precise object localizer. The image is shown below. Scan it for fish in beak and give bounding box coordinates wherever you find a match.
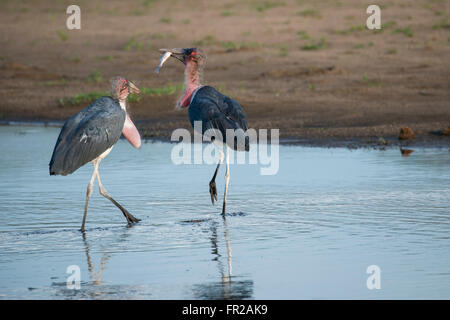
[155,51,172,73]
[155,48,186,73]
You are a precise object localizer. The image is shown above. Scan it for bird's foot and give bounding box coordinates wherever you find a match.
[127,215,141,224]
[209,180,218,205]
[122,209,141,224]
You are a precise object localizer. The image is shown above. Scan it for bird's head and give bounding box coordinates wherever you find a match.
[155,49,205,110]
[156,48,206,71]
[111,76,140,101]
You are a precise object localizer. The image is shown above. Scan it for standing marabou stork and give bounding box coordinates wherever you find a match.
[49,76,142,231]
[156,48,249,216]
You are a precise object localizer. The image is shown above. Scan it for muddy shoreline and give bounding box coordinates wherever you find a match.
[1,0,449,150]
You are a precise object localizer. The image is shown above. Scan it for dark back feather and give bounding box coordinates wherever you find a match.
[188,86,249,151]
[49,96,126,176]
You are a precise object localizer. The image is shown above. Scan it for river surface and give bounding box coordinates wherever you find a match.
[0,125,449,299]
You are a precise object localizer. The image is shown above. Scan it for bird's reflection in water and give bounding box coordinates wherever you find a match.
[82,232,111,287]
[193,217,253,300]
[80,228,134,299]
[54,227,132,299]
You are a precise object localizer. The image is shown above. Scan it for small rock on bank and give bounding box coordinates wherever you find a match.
[400,148,414,157]
[443,126,450,136]
[399,127,416,140]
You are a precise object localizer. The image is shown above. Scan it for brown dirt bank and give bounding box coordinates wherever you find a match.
[0,0,449,148]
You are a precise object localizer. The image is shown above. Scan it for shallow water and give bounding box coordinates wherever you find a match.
[0,125,449,299]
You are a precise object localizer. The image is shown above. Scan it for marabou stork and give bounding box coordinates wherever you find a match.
[156,48,249,216]
[49,76,142,231]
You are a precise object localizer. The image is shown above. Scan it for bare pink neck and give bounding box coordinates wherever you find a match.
[178,62,201,109]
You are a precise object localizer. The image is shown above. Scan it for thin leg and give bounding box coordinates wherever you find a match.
[81,160,99,232]
[224,219,232,280]
[95,160,140,225]
[209,149,224,205]
[222,147,230,216]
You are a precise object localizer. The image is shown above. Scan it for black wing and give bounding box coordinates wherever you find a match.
[188,86,249,151]
[221,95,248,132]
[49,96,126,176]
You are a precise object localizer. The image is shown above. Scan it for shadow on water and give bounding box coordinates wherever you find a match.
[192,217,253,300]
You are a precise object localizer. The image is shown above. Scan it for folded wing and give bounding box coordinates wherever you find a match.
[49,97,126,176]
[189,86,249,151]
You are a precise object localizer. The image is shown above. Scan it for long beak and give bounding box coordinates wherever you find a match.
[160,48,185,63]
[128,81,140,94]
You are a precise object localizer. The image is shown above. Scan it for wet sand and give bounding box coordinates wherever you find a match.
[0,0,449,147]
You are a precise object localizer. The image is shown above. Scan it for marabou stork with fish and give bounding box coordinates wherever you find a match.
[156,48,249,216]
